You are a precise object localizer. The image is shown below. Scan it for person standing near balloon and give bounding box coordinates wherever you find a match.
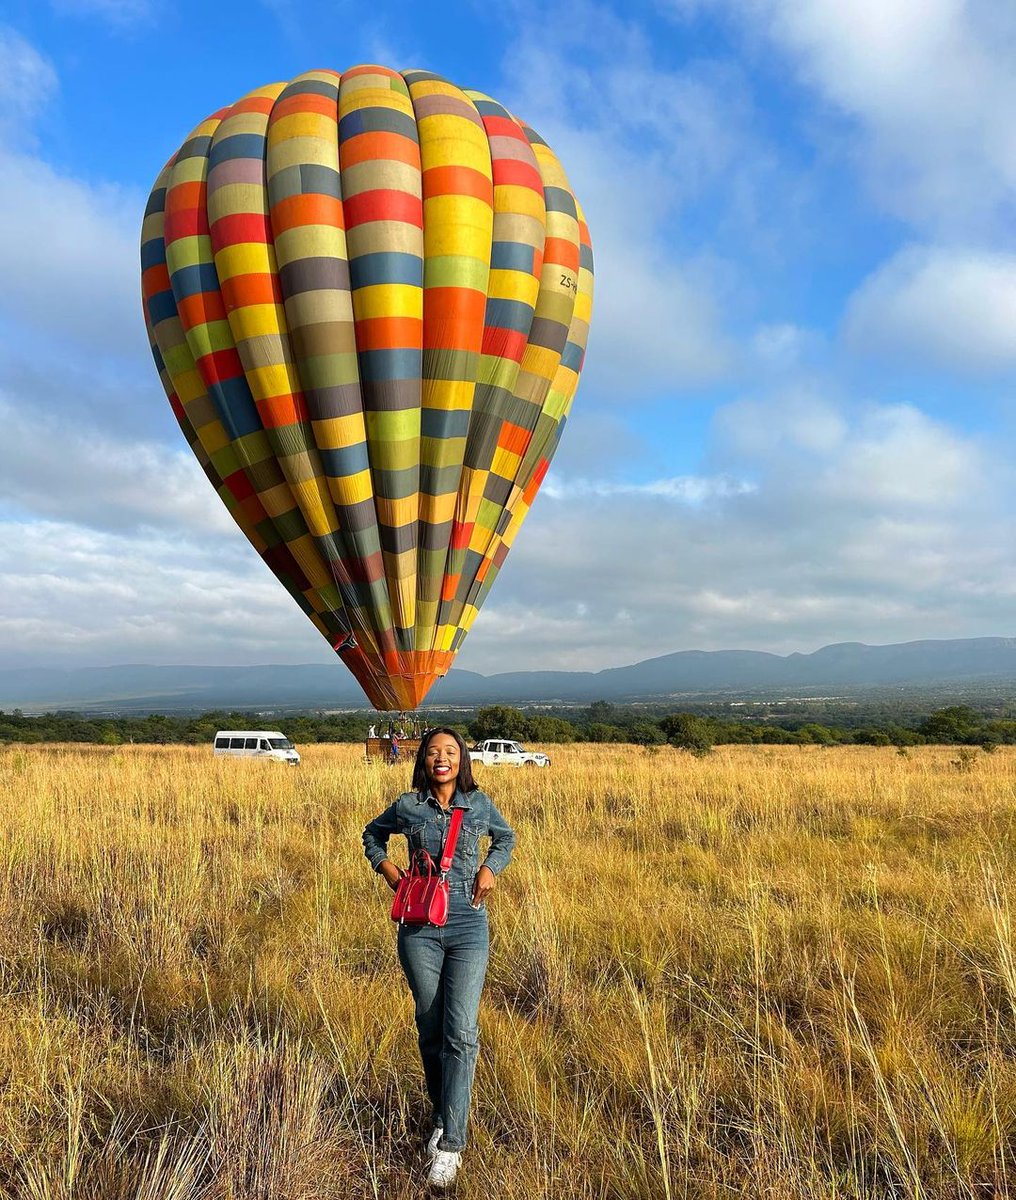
[362,728,515,1189]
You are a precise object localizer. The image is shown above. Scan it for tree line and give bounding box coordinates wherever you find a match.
[0,703,1013,751]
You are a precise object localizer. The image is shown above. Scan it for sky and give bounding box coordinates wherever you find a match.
[0,0,1013,677]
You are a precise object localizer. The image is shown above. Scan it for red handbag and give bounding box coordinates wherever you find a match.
[390,808,464,927]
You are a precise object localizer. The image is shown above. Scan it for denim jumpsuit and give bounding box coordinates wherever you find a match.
[363,788,516,1151]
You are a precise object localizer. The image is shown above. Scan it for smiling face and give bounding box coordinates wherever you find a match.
[424,732,461,788]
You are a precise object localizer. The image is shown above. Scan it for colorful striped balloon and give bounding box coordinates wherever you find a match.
[141,67,593,710]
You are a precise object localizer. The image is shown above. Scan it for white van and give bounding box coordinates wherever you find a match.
[213,730,300,765]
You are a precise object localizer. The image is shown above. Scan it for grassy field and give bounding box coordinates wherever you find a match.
[1,742,1015,1199]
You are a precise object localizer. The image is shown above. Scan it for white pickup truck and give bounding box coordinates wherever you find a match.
[470,739,551,768]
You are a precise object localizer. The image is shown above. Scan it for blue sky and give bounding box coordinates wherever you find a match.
[0,0,1013,675]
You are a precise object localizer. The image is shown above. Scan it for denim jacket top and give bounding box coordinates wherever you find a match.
[362,788,516,896]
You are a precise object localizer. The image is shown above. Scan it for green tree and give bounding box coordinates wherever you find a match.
[853,728,892,746]
[523,716,577,743]
[471,705,528,742]
[919,706,981,744]
[628,720,666,746]
[798,723,838,745]
[659,713,714,755]
[586,722,626,743]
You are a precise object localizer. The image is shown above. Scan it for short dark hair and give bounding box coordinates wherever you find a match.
[412,727,477,794]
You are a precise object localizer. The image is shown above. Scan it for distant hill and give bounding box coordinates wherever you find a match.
[2,637,1015,712]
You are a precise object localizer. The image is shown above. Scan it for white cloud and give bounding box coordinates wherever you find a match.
[0,28,149,366]
[719,396,984,508]
[542,473,754,503]
[0,26,58,138]
[0,394,235,536]
[0,518,324,669]
[729,0,1016,237]
[499,11,759,394]
[751,323,822,371]
[579,227,732,392]
[662,0,1016,376]
[716,388,848,458]
[823,405,980,508]
[843,246,1016,373]
[0,146,148,361]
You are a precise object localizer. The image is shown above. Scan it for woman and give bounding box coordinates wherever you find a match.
[362,727,516,1190]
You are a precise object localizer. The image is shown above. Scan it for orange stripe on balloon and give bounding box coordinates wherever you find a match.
[422,164,493,203]
[543,236,580,273]
[344,64,402,80]
[142,263,171,295]
[422,288,486,349]
[259,392,310,428]
[341,130,421,168]
[270,192,344,234]
[229,95,276,116]
[497,421,530,456]
[271,91,337,121]
[163,182,208,242]
[220,272,282,308]
[355,315,424,351]
[178,289,227,327]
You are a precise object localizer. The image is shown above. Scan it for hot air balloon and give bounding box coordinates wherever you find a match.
[141,67,593,710]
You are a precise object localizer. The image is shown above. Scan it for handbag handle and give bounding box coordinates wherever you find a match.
[439,808,464,875]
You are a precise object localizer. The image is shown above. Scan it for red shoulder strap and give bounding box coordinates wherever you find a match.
[439,808,464,874]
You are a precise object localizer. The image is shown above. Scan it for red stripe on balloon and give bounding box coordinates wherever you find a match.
[211,211,271,246]
[343,188,423,229]
[224,469,255,501]
[490,157,544,193]
[481,325,527,361]
[198,347,246,386]
[523,458,550,505]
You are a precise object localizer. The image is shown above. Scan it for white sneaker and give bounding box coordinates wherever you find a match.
[425,1125,443,1160]
[426,1147,461,1189]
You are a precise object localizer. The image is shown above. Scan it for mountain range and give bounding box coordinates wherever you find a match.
[2,637,1015,713]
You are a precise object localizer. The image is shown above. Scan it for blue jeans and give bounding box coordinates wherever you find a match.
[397,890,489,1151]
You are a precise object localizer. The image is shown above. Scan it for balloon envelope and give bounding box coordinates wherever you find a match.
[141,67,593,709]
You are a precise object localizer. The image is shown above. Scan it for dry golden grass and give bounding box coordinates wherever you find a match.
[1,741,1015,1198]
